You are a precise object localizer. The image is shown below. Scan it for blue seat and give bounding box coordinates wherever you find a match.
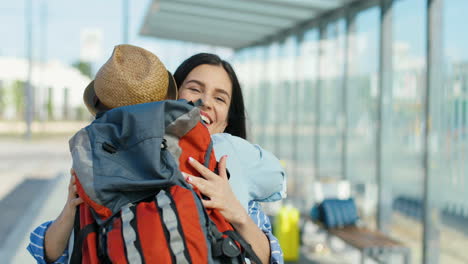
[310,198,359,229]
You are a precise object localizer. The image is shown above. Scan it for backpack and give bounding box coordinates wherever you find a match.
[310,198,359,229]
[68,100,261,264]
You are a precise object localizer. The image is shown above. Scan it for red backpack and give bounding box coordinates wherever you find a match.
[68,100,260,264]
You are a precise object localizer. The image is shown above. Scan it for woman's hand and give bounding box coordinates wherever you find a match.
[185,156,270,263]
[184,156,248,226]
[44,169,83,262]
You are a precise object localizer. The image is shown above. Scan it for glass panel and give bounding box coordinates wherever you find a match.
[318,20,346,179]
[297,29,319,210]
[255,46,271,149]
[261,43,281,152]
[346,7,380,228]
[247,46,264,143]
[277,36,299,202]
[236,48,256,139]
[390,0,426,263]
[437,1,468,263]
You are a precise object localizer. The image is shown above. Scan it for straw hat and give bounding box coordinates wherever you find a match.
[83,44,177,116]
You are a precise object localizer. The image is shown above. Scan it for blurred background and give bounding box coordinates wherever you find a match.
[0,0,467,263]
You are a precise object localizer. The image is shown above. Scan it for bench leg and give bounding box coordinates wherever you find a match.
[403,249,411,264]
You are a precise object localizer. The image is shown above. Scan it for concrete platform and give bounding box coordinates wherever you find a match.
[0,135,73,263]
[0,173,67,264]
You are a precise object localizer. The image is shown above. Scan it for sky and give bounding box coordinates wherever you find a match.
[0,0,467,75]
[0,0,232,73]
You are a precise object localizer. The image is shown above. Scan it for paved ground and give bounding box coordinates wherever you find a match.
[0,135,72,199]
[0,132,75,263]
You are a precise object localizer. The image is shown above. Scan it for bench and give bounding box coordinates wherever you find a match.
[302,212,410,264]
[326,225,411,264]
[303,180,410,263]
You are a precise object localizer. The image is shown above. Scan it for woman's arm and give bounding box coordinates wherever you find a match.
[43,171,82,262]
[186,156,271,264]
[228,206,271,264]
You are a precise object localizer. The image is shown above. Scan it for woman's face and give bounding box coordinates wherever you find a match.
[178,64,232,135]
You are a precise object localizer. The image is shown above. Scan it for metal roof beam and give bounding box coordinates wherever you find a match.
[254,0,346,10]
[238,0,371,49]
[141,27,247,48]
[146,17,265,40]
[169,0,317,20]
[139,0,369,49]
[158,1,297,28]
[147,11,277,35]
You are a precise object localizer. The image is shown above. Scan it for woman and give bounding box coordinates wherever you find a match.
[28,51,284,264]
[174,53,284,264]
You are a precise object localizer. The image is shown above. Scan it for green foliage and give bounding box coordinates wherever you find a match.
[72,61,93,78]
[47,87,54,120]
[0,84,4,115]
[75,106,88,121]
[12,80,25,118]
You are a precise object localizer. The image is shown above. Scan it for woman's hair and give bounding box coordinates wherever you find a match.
[174,53,247,139]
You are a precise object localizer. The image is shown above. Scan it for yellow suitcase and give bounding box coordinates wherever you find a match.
[274,205,300,261]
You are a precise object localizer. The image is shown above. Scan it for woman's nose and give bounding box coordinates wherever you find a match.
[201,95,213,109]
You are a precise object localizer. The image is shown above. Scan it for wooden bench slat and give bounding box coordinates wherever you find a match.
[329,226,404,250]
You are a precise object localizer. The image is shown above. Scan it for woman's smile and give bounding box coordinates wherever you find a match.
[200,111,213,125]
[178,64,232,135]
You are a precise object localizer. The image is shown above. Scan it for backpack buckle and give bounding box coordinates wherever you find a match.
[161,138,167,149]
[222,237,241,257]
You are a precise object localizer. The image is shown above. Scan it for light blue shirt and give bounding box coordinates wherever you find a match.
[212,133,286,211]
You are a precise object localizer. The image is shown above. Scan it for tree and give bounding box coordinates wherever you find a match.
[13,80,25,118]
[72,61,93,78]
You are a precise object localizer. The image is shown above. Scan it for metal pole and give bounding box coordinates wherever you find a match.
[423,0,443,263]
[41,2,47,63]
[342,10,356,180]
[122,0,129,43]
[315,25,325,179]
[377,0,394,234]
[25,0,33,140]
[39,0,47,121]
[274,42,282,157]
[291,34,301,204]
[248,47,259,142]
[258,47,268,148]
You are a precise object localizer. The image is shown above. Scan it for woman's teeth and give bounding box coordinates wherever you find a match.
[201,115,211,125]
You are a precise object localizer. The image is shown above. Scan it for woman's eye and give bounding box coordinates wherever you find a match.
[188,87,200,93]
[215,97,226,103]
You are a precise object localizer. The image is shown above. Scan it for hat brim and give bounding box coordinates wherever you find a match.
[83,80,98,116]
[166,71,178,100]
[84,71,178,116]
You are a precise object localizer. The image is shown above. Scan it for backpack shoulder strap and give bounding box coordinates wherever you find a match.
[224,230,262,264]
[70,208,83,264]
